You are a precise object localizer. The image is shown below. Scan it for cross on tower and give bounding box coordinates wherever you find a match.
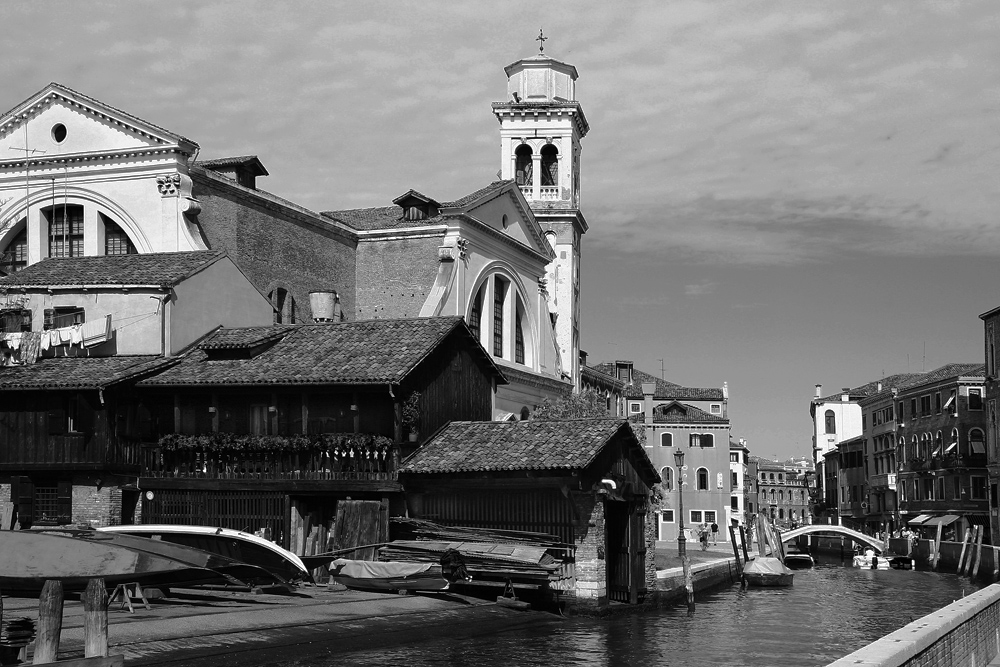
[536,28,547,53]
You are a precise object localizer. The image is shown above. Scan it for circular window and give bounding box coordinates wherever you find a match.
[501,214,509,230]
[51,124,67,143]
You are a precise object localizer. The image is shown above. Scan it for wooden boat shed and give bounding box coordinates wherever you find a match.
[398,418,660,611]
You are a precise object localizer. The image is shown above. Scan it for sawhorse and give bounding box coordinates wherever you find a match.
[108,582,150,613]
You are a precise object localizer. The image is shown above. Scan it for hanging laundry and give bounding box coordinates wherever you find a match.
[19,331,41,364]
[58,327,73,344]
[2,332,22,351]
[49,330,60,347]
[70,324,83,346]
[81,314,112,347]
[40,333,50,352]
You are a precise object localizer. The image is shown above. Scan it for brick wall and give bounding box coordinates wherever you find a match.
[70,476,121,527]
[569,491,607,612]
[0,482,11,528]
[645,507,658,591]
[193,174,358,323]
[355,237,442,320]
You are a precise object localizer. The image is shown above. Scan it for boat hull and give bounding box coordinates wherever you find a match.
[0,531,216,592]
[783,554,814,569]
[99,525,309,584]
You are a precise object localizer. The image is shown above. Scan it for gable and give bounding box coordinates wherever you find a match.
[0,84,194,161]
[458,188,554,261]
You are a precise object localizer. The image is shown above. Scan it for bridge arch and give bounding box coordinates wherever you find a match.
[780,524,884,552]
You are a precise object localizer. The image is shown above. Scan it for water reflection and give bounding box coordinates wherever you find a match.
[282,556,984,667]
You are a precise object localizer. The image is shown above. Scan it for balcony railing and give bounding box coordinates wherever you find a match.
[870,473,896,490]
[518,185,562,201]
[141,432,398,482]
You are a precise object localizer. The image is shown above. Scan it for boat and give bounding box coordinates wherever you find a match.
[327,558,449,593]
[743,556,795,586]
[38,527,284,587]
[782,549,815,569]
[886,554,915,570]
[852,548,914,570]
[0,530,219,592]
[99,524,310,584]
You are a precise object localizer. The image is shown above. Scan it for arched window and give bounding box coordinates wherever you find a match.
[269,288,296,324]
[778,473,783,482]
[0,226,27,273]
[515,145,533,186]
[970,428,986,455]
[103,215,136,255]
[769,473,775,481]
[778,508,784,520]
[824,410,836,434]
[951,428,960,455]
[540,144,558,186]
[697,468,709,490]
[492,276,507,357]
[519,406,530,421]
[468,285,484,342]
[660,467,673,492]
[660,432,673,447]
[779,490,784,502]
[47,204,84,258]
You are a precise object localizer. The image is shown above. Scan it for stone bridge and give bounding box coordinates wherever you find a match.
[780,524,884,552]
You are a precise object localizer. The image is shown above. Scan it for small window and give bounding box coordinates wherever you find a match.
[630,402,642,414]
[0,309,31,333]
[970,429,986,454]
[969,388,983,411]
[700,433,714,448]
[44,307,85,330]
[704,510,717,523]
[690,510,703,524]
[660,432,673,447]
[1,227,28,273]
[824,410,836,434]
[710,404,721,414]
[468,285,484,341]
[51,124,67,143]
[972,476,988,500]
[730,452,739,462]
[697,467,709,490]
[731,495,739,510]
[501,214,509,230]
[660,467,673,492]
[103,216,136,256]
[660,509,674,523]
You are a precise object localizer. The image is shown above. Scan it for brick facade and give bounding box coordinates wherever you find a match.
[570,491,607,611]
[0,478,139,529]
[193,171,358,323]
[355,236,443,320]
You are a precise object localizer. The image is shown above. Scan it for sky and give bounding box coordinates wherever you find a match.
[3,1,999,461]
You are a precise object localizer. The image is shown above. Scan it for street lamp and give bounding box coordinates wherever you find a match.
[674,447,694,611]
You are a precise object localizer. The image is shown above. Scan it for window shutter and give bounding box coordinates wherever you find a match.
[48,403,67,435]
[57,481,73,524]
[43,308,55,331]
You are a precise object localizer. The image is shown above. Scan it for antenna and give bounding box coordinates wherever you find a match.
[922,342,926,372]
[10,122,46,235]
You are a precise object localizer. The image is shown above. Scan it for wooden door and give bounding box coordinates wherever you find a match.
[605,501,630,603]
[332,500,387,561]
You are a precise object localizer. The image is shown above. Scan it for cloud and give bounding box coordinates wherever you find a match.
[685,282,717,297]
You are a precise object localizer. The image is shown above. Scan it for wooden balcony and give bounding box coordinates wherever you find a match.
[140,432,398,482]
[0,433,143,471]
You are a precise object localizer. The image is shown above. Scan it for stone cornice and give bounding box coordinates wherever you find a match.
[0,146,189,171]
[499,364,573,393]
[492,101,589,138]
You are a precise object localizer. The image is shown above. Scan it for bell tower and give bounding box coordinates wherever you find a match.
[493,33,589,389]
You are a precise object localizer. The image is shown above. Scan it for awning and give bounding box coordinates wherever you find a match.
[945,441,958,454]
[908,514,932,525]
[493,410,518,422]
[924,514,961,527]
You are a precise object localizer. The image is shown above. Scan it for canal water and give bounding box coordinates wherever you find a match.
[274,555,983,667]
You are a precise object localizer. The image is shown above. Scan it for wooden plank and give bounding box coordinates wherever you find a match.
[1,504,12,531]
[37,656,124,667]
[958,528,972,575]
[932,523,944,570]
[972,525,985,579]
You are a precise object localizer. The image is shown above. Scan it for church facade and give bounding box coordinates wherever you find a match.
[0,47,591,415]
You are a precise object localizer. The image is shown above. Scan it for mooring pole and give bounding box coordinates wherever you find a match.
[83,578,108,658]
[33,580,64,664]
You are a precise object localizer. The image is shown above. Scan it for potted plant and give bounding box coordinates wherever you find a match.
[401,391,421,442]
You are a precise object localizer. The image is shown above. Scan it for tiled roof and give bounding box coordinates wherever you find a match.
[140,317,505,387]
[321,206,443,231]
[198,327,288,351]
[400,418,649,475]
[0,356,173,390]
[321,182,515,231]
[444,181,512,208]
[818,366,983,404]
[0,251,224,288]
[590,363,723,401]
[653,402,728,425]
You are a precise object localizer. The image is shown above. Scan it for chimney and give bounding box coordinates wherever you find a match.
[814,384,822,399]
[841,388,850,402]
[310,290,341,323]
[615,360,633,384]
[641,382,656,425]
[876,381,883,392]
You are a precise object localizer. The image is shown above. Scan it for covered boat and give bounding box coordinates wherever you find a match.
[0,530,218,591]
[99,524,310,584]
[328,559,449,592]
[743,557,794,586]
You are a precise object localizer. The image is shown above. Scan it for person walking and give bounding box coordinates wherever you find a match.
[711,521,719,545]
[699,523,709,551]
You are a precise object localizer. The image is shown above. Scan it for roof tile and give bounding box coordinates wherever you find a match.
[0,251,224,288]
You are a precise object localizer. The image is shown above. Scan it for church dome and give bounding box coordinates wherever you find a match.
[504,52,579,103]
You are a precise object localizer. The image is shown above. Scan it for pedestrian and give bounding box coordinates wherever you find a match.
[699,523,709,551]
[711,521,719,545]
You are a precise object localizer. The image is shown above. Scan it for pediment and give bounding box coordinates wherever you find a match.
[0,83,197,162]
[456,184,554,261]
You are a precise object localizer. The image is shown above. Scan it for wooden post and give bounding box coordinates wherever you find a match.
[993,546,999,582]
[739,526,750,563]
[82,578,108,658]
[33,580,64,664]
[756,515,766,557]
[958,528,972,575]
[972,526,985,579]
[932,523,944,571]
[729,525,742,569]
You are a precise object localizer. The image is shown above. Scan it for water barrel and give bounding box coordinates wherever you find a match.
[309,291,338,322]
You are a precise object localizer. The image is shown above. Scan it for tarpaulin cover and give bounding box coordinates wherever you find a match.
[329,558,437,579]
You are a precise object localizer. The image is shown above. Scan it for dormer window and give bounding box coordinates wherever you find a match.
[393,190,440,222]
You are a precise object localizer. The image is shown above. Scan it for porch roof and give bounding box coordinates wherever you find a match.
[0,355,172,390]
[399,418,659,482]
[138,316,506,387]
